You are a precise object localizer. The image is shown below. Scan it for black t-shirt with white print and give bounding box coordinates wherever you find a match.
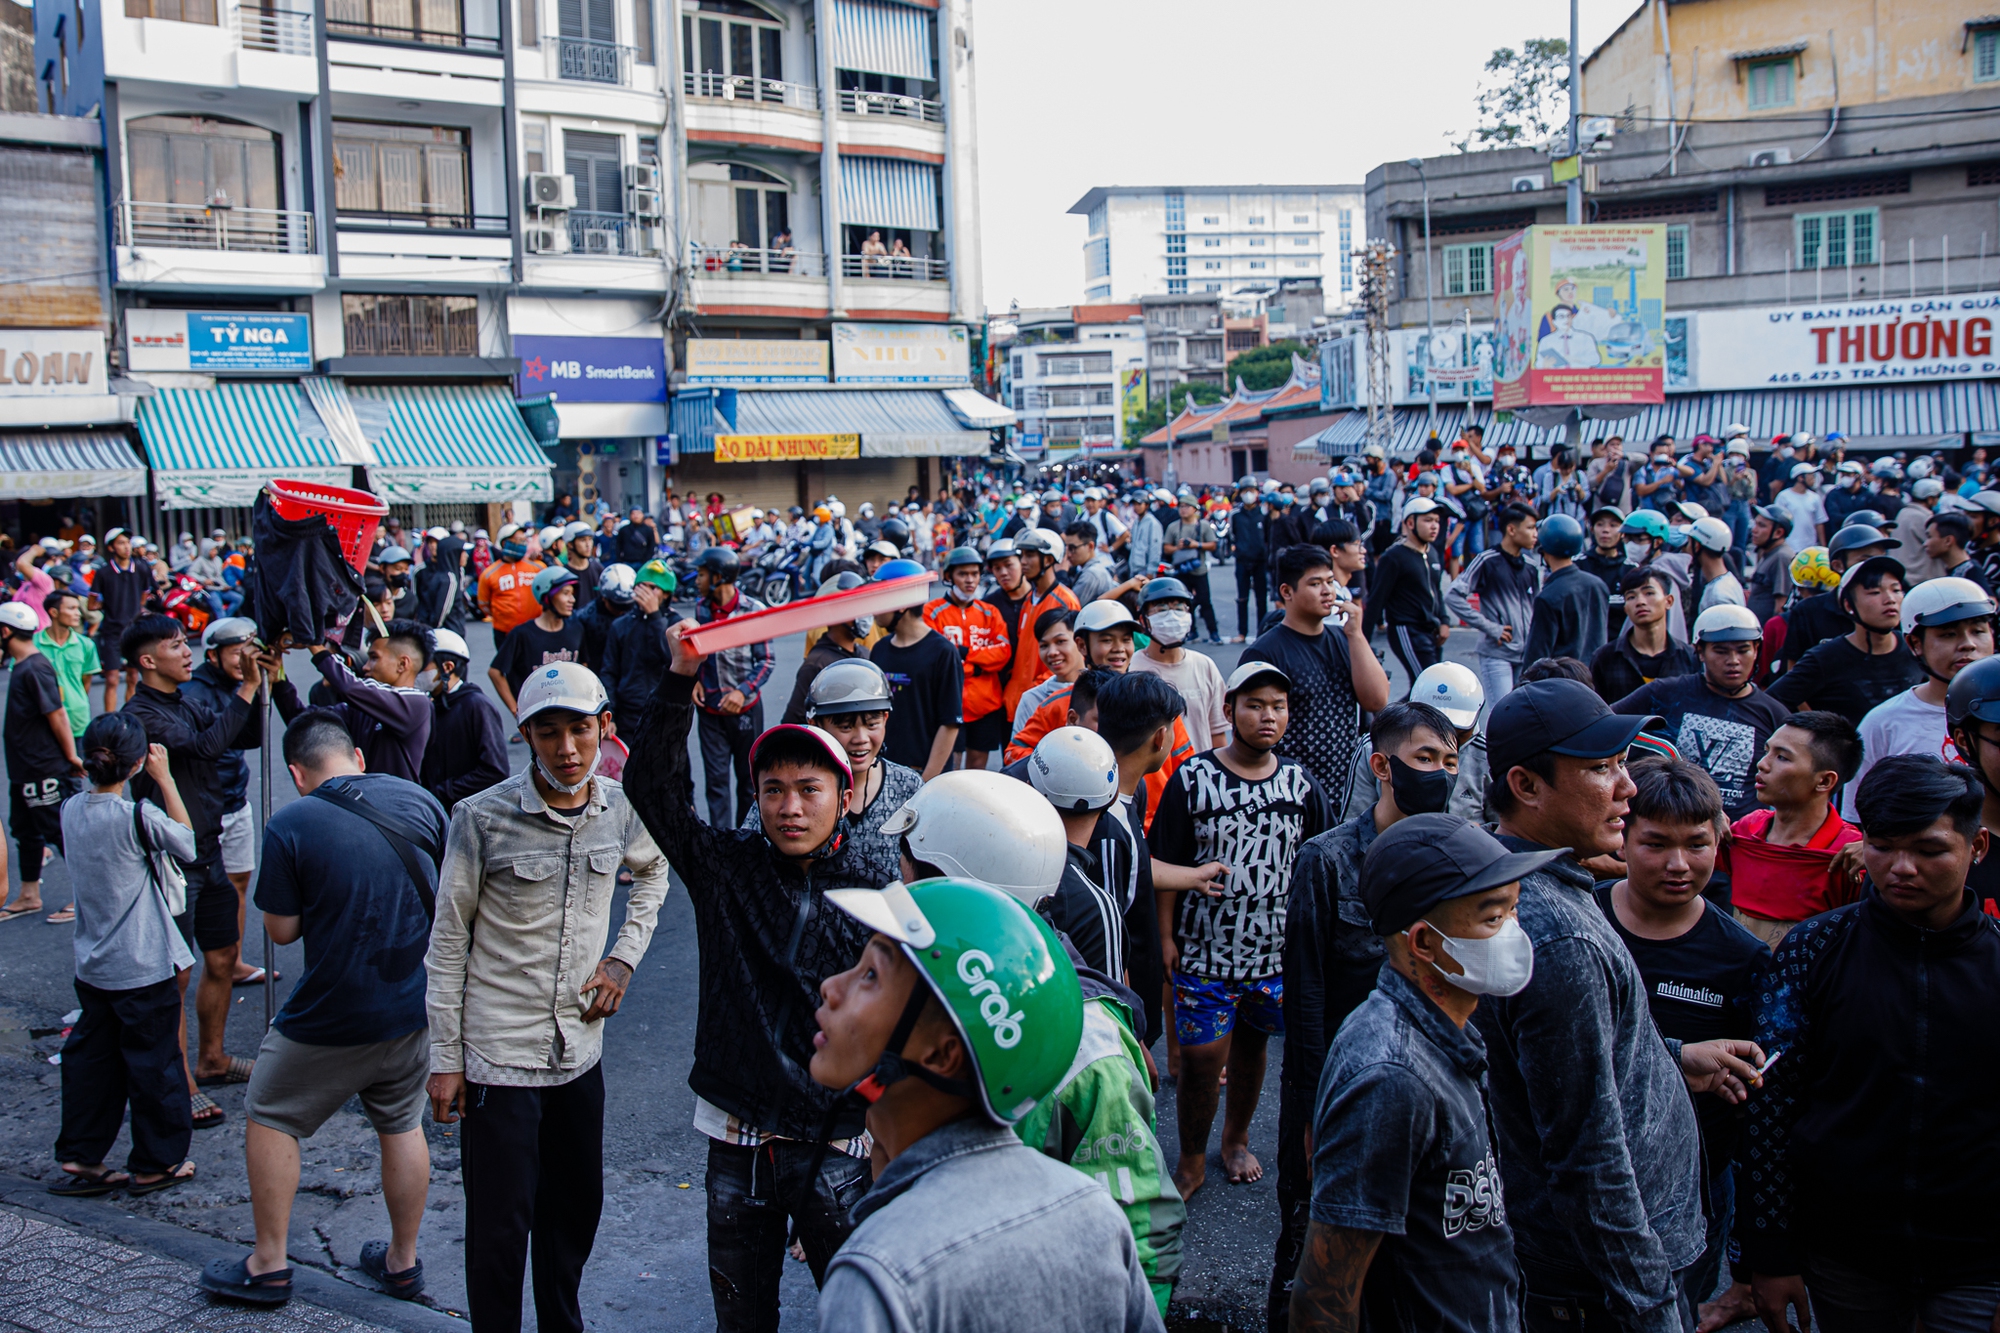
[1151,751,1330,982]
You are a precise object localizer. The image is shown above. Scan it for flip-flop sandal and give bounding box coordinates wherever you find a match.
[357,1240,425,1300]
[0,904,41,922]
[199,1255,292,1306]
[196,1056,255,1087]
[47,1166,131,1197]
[191,1092,225,1129]
[126,1159,195,1196]
[231,968,278,988]
[43,907,74,924]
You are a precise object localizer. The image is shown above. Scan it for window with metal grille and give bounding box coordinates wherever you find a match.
[1443,242,1492,295]
[1765,173,1908,206]
[1795,208,1877,269]
[1590,191,1719,222]
[1970,161,2000,187]
[1666,224,1688,279]
[334,121,470,225]
[1978,29,2000,82]
[1747,58,1794,108]
[1041,353,1113,376]
[1424,208,1536,238]
[343,293,478,356]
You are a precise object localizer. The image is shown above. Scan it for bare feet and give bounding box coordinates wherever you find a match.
[1697,1281,1757,1332]
[1222,1143,1263,1184]
[1171,1156,1205,1201]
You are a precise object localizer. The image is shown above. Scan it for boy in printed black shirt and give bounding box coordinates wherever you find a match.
[1594,757,1767,1330]
[1152,660,1329,1201]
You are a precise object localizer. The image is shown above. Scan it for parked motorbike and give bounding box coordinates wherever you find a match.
[159,571,214,637]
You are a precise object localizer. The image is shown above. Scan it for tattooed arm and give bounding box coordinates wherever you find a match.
[1290,1222,1381,1332]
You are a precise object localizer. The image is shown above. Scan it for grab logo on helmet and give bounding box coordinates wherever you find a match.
[956,950,1025,1049]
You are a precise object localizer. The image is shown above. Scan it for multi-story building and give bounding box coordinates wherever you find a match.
[1066,184,1364,307]
[1141,291,1224,397]
[1342,0,2000,458]
[662,0,1002,514]
[1002,304,1141,462]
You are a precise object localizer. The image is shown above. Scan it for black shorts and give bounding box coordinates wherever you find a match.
[10,775,76,865]
[957,709,1010,753]
[188,854,240,953]
[96,621,129,671]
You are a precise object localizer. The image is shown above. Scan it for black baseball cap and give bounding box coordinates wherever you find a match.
[1486,679,1662,785]
[1361,814,1566,934]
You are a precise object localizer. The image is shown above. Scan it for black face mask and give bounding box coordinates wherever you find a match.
[1387,754,1456,815]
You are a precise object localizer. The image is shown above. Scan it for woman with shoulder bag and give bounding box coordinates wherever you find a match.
[50,716,202,1196]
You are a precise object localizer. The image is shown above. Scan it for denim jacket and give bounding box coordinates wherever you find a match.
[817,1117,1165,1333]
[1470,841,1703,1331]
[425,770,671,1076]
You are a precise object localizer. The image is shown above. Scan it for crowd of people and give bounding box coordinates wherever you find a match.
[8,424,2000,1333]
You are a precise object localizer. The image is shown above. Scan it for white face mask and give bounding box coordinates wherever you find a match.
[1421,915,1535,996]
[534,744,602,797]
[1148,609,1193,646]
[1625,541,1653,566]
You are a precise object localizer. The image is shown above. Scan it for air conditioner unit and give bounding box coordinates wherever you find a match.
[1749,147,1792,168]
[624,162,661,192]
[626,187,662,218]
[526,222,570,254]
[582,227,620,255]
[1512,174,1546,192]
[1579,115,1616,142]
[527,172,577,209]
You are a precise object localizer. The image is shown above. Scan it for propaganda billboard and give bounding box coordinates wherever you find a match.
[1495,224,1667,409]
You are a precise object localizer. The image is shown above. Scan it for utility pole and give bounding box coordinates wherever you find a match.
[1567,0,1582,224]
[1361,239,1396,459]
[1407,159,1439,443]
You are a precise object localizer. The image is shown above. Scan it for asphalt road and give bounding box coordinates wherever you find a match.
[0,563,1477,1332]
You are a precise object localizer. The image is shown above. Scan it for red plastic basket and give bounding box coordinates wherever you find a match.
[266,479,389,573]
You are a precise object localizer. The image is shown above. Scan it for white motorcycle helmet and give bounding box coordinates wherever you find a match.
[515,660,611,725]
[429,627,472,662]
[1026,727,1120,814]
[880,769,1069,907]
[1687,516,1734,554]
[1410,661,1485,731]
[1901,576,1996,636]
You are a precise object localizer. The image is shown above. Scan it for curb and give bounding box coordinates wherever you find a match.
[0,1172,464,1331]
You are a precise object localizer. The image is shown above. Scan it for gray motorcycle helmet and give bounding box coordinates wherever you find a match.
[805,658,894,720]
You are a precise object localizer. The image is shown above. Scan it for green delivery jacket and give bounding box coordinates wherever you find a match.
[1014,994,1185,1314]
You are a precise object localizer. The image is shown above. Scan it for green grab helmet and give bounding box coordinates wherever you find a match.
[824,878,1084,1125]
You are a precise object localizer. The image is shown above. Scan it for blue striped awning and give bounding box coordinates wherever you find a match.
[677,386,988,458]
[0,432,146,499]
[1483,383,2000,452]
[832,0,934,80]
[137,383,351,509]
[347,383,552,503]
[840,156,939,232]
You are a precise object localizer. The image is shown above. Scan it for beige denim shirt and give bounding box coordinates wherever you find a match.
[425,770,671,1076]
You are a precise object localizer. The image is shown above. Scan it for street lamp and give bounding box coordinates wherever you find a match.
[1407,157,1439,444]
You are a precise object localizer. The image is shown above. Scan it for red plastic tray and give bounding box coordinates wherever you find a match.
[681,571,934,655]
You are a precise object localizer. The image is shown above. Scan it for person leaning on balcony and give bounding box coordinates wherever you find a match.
[861,230,889,276]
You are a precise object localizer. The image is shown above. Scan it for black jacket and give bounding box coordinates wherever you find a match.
[123,681,255,852]
[274,652,431,782]
[780,635,863,726]
[600,605,669,721]
[614,522,656,566]
[420,680,510,812]
[1744,891,2000,1283]
[624,671,889,1140]
[1782,590,1850,666]
[1574,549,1634,637]
[574,595,629,672]
[1364,541,1443,636]
[1231,506,1268,561]
[1266,509,1307,551]
[1589,624,1698,704]
[1523,563,1611,666]
[180,661,263,814]
[245,491,363,647]
[415,537,467,631]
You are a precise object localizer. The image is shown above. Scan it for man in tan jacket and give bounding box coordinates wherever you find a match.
[424,661,670,1333]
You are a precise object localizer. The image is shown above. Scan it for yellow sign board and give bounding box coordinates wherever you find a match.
[684,339,830,383]
[1551,154,1582,183]
[714,433,861,463]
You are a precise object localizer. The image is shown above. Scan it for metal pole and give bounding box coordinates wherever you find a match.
[1567,0,1582,224]
[259,677,273,1029]
[1409,160,1438,442]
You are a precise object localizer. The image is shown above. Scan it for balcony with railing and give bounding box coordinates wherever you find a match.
[683,70,821,111]
[119,199,315,253]
[326,15,500,49]
[691,243,825,277]
[559,37,633,84]
[840,253,947,282]
[836,87,941,123]
[338,209,510,234]
[524,211,660,257]
[236,5,314,55]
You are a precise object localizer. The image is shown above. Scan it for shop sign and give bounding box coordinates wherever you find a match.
[1494,224,1667,408]
[514,335,667,402]
[1686,296,2000,390]
[832,323,970,384]
[714,432,860,462]
[0,330,105,395]
[1405,326,1498,401]
[684,339,829,383]
[126,310,312,372]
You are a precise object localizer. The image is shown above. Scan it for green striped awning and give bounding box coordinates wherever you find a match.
[136,383,351,509]
[348,383,552,504]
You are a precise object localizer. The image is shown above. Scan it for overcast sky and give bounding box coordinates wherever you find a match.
[971,0,1640,313]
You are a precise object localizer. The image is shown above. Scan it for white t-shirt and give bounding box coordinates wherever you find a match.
[1844,687,1955,820]
[1130,647,1229,747]
[1772,486,1828,542]
[1698,571,1746,613]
